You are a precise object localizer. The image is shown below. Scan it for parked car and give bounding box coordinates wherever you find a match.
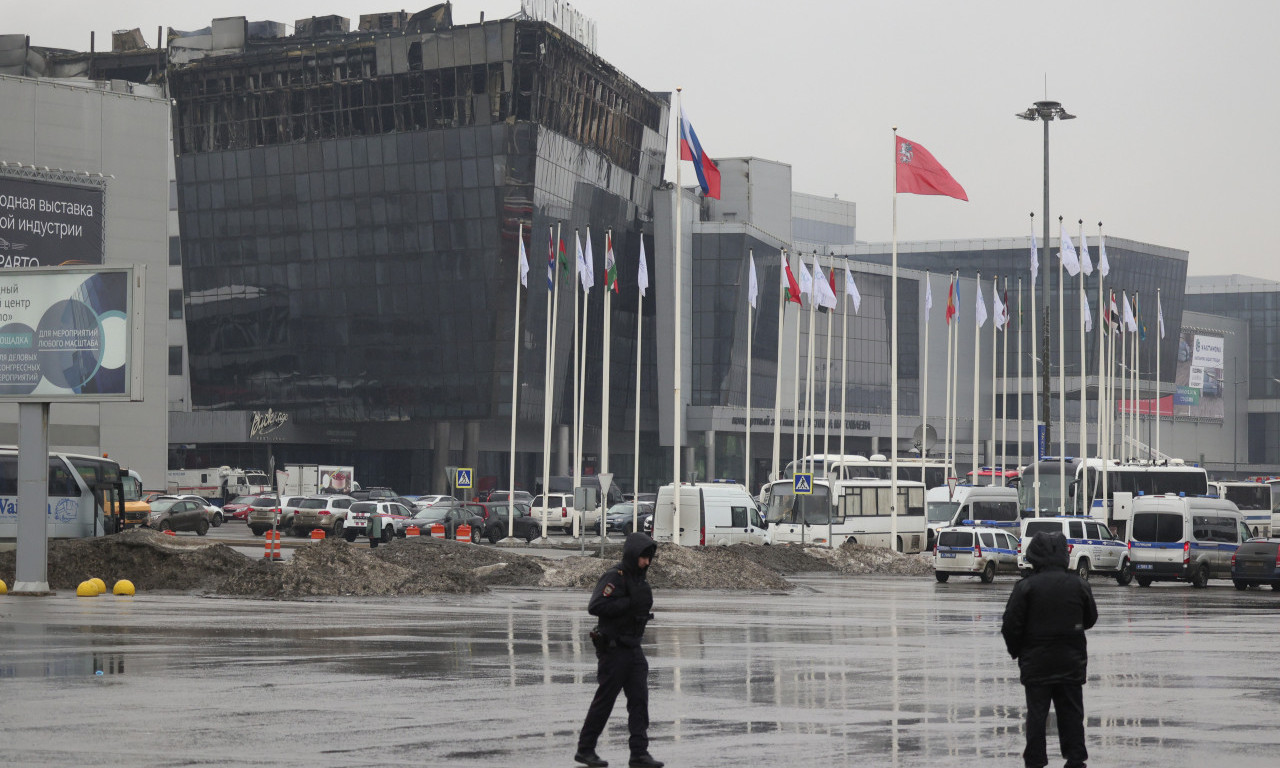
[351,487,397,501]
[485,490,534,505]
[342,500,414,542]
[409,504,484,542]
[1128,495,1249,588]
[246,495,290,536]
[1016,516,1133,584]
[605,502,655,535]
[481,502,541,543]
[933,525,1020,583]
[148,494,224,528]
[148,498,211,535]
[531,492,574,534]
[1231,538,1280,590]
[292,494,356,535]
[222,495,257,522]
[413,494,458,510]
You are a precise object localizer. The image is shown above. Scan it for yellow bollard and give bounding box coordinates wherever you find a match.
[76,580,99,597]
[112,579,135,596]
[89,577,107,594]
[0,578,7,595]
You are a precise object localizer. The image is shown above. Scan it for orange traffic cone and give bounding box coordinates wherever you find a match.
[405,525,421,537]
[456,524,472,542]
[430,523,446,539]
[263,530,282,560]
[310,528,326,540]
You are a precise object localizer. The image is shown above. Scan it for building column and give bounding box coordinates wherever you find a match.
[463,421,481,500]
[432,421,451,494]
[557,424,570,477]
[705,429,716,484]
[683,445,696,483]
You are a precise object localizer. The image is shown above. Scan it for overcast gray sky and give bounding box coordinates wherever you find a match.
[12,1,1280,280]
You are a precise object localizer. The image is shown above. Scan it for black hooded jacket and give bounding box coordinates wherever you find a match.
[588,532,657,647]
[1001,531,1099,686]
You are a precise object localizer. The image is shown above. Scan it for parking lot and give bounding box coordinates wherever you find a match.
[2,572,1279,766]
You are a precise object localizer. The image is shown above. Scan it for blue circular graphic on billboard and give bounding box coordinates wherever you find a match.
[36,299,104,390]
[0,321,40,395]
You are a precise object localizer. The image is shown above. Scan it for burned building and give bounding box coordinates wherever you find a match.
[163,8,669,492]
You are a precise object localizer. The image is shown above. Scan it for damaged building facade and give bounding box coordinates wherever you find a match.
[163,8,668,493]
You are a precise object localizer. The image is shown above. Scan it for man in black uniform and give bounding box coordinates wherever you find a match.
[574,532,663,768]
[1001,531,1099,768]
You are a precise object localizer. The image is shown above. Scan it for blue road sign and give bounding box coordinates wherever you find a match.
[455,468,473,489]
[794,473,813,495]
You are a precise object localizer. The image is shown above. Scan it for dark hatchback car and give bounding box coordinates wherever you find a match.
[1231,539,1280,590]
[605,502,655,534]
[479,502,542,543]
[149,499,211,535]
[410,505,485,542]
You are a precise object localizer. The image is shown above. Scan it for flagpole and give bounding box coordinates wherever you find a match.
[1030,213,1041,515]
[990,275,998,486]
[1156,287,1162,459]
[672,89,684,541]
[1135,292,1142,461]
[951,271,960,478]
[839,268,850,475]
[600,228,612,535]
[792,260,802,470]
[1057,216,1066,513]
[509,223,525,541]
[972,270,982,490]
[805,257,817,475]
[772,250,786,482]
[541,222,563,539]
[632,239,647,530]
[822,259,834,474]
[1098,225,1108,512]
[1017,276,1024,475]
[890,128,899,552]
[1120,298,1129,462]
[1079,219,1088,516]
[943,274,954,478]
[571,228,582,536]
[1001,276,1010,487]
[922,270,930,467]
[746,249,754,488]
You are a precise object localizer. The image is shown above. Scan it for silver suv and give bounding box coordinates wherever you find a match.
[292,495,356,535]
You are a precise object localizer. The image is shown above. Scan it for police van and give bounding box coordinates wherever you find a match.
[933,525,1021,583]
[946,486,1021,529]
[1016,516,1132,584]
[1127,495,1249,588]
[653,483,768,546]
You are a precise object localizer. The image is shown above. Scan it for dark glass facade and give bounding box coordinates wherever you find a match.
[169,19,667,491]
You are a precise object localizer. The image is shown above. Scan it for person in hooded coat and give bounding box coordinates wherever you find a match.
[575,532,663,768]
[1002,530,1099,768]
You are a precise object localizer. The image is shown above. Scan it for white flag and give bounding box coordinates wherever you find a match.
[1097,233,1110,277]
[1082,292,1093,333]
[747,253,758,309]
[577,231,594,291]
[637,239,649,298]
[975,280,988,328]
[1158,293,1166,339]
[814,263,838,309]
[798,256,813,297]
[1059,222,1080,277]
[1122,292,1137,333]
[1079,233,1093,276]
[993,290,1006,330]
[844,268,862,314]
[1030,223,1039,285]
[925,275,934,317]
[518,228,530,288]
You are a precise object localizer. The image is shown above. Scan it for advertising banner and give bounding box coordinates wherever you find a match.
[0,267,142,401]
[0,176,105,267]
[1173,329,1224,420]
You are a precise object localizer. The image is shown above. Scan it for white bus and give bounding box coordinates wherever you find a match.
[764,476,927,553]
[783,453,949,491]
[0,447,126,539]
[1210,481,1270,538]
[1017,458,1209,538]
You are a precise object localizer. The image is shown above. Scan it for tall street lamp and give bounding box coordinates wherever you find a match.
[1016,101,1074,456]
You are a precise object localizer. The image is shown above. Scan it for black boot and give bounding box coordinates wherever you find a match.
[574,748,608,767]
[629,754,663,768]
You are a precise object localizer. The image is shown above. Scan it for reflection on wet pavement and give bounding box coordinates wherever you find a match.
[1,576,1279,766]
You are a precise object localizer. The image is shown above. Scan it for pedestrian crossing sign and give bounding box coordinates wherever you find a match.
[794,473,812,495]
[455,468,473,489]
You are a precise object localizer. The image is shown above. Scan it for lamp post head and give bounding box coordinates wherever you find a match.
[1016,100,1076,121]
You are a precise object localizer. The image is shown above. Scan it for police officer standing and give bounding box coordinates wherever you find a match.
[574,532,663,768]
[1001,530,1098,768]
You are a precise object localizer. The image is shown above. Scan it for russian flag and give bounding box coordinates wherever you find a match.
[678,105,721,200]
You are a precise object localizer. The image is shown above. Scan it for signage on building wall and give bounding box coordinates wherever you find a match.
[0,175,105,267]
[1191,334,1225,369]
[1173,329,1225,421]
[0,266,142,402]
[521,0,597,53]
[250,408,289,439]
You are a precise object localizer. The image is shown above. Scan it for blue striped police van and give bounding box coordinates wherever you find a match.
[1126,495,1249,588]
[933,525,1021,583]
[1016,516,1133,584]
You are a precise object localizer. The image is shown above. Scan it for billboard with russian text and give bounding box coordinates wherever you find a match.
[0,175,105,267]
[1172,329,1224,420]
[0,267,143,401]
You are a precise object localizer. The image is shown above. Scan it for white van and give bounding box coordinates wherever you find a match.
[946,486,1020,529]
[926,485,969,550]
[1016,516,1132,584]
[1127,495,1250,588]
[653,483,768,546]
[933,525,1021,583]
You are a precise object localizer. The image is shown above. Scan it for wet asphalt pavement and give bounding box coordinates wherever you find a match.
[2,573,1279,767]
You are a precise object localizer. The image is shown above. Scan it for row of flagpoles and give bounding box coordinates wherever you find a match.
[499,97,1178,539]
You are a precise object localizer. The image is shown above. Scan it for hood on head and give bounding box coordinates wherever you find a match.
[1025,530,1069,571]
[623,531,657,569]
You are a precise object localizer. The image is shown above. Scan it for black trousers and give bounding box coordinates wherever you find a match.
[1023,682,1087,768]
[578,645,649,755]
